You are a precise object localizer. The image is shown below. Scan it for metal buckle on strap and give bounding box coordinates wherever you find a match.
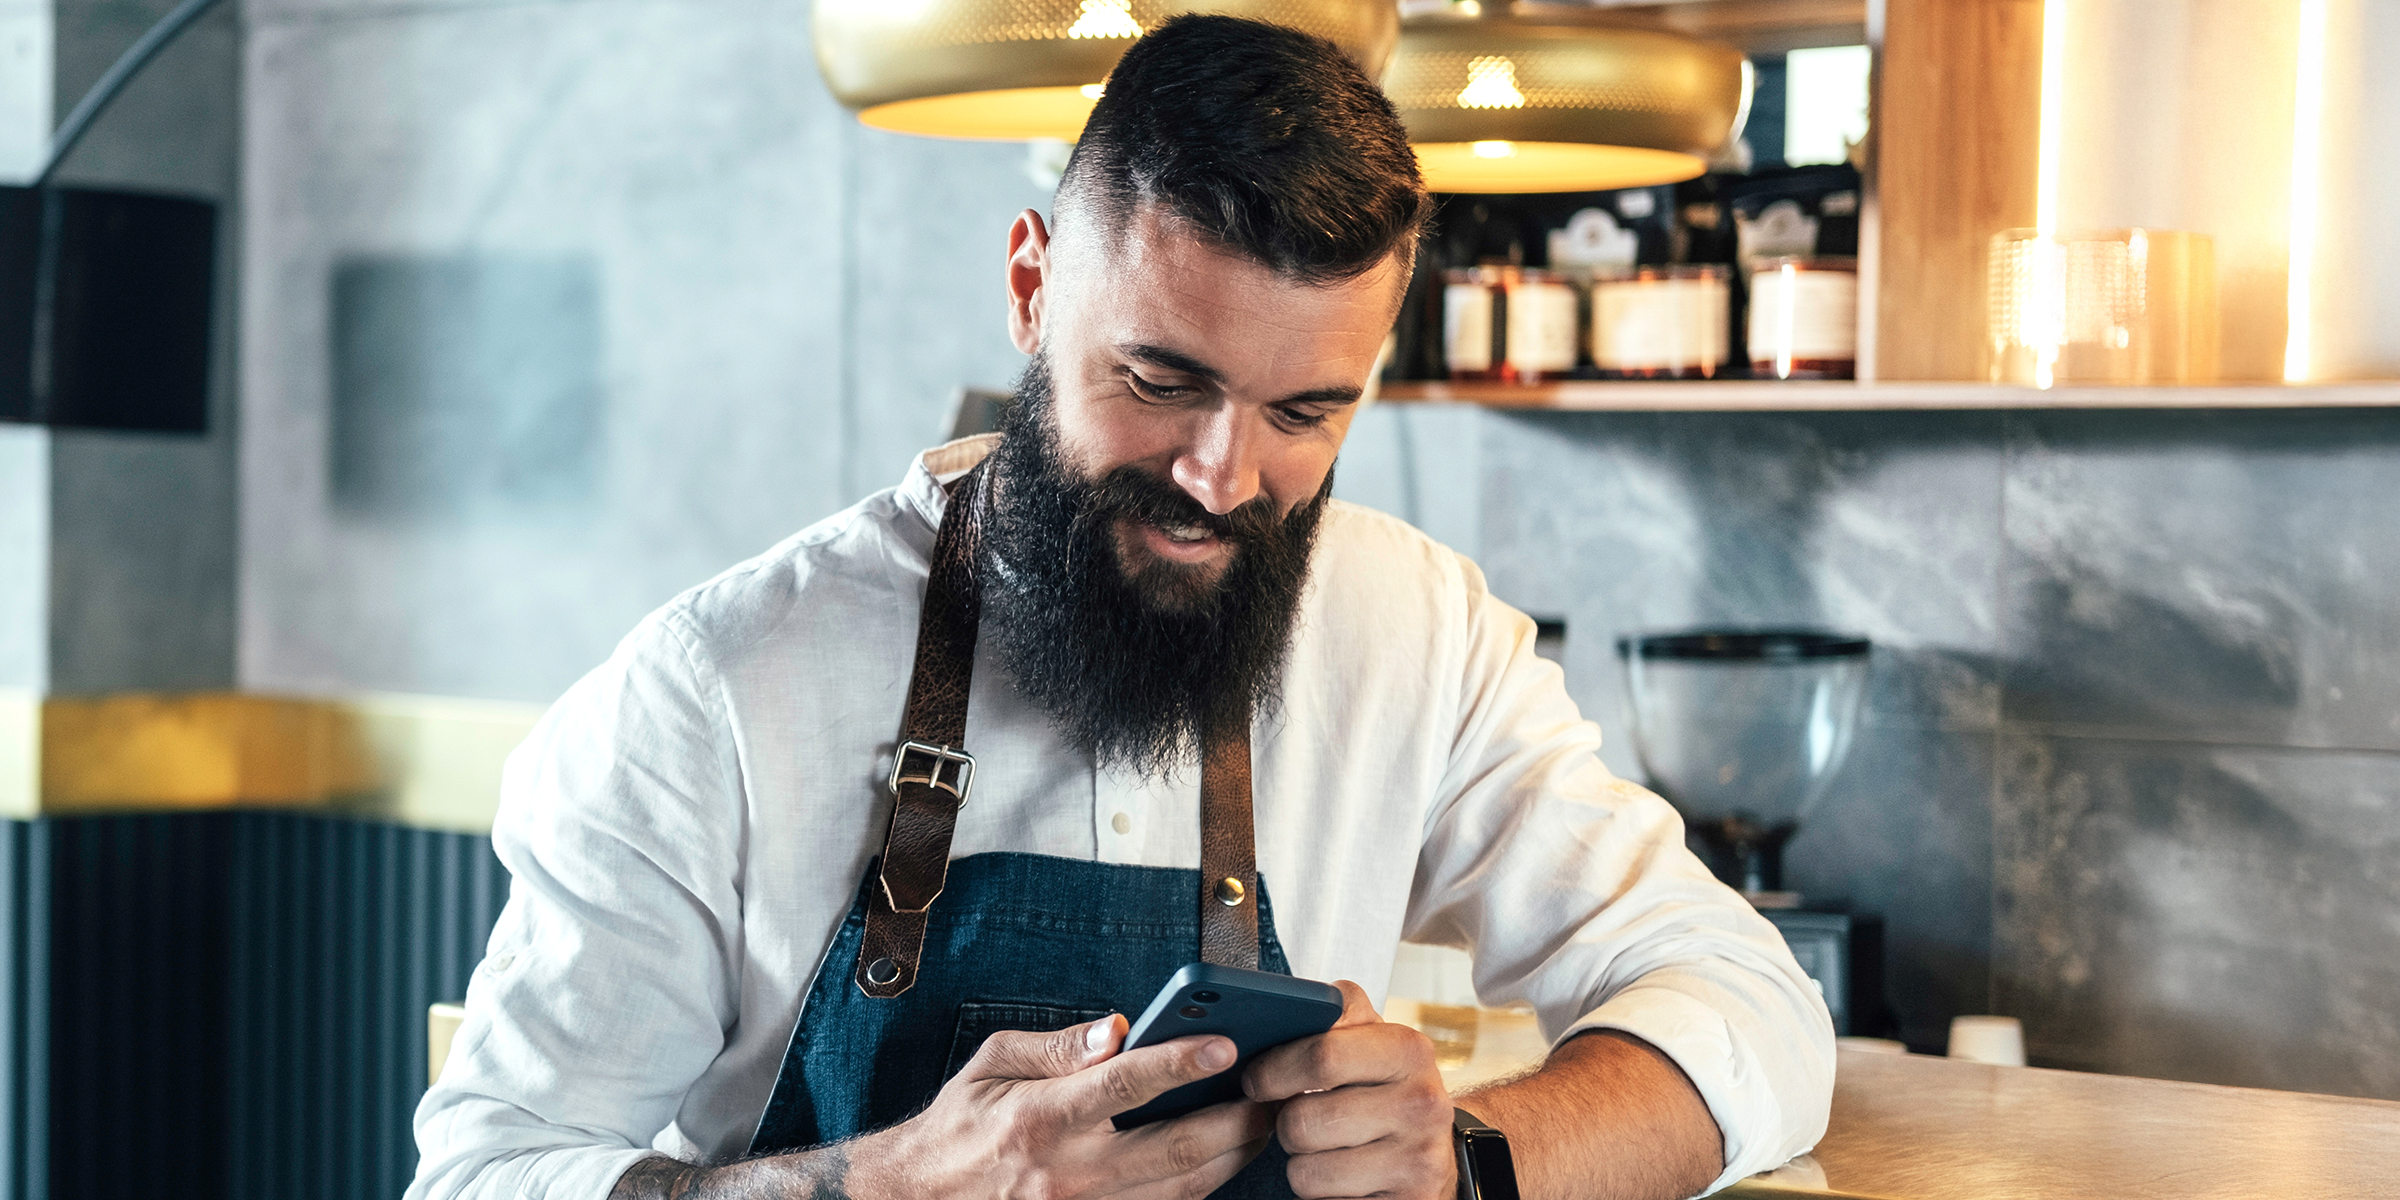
[888,740,975,808]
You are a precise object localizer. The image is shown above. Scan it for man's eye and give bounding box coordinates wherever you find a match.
[1275,406,1328,429]
[1128,375,1192,402]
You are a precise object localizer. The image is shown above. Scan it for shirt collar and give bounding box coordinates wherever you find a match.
[898,433,1001,531]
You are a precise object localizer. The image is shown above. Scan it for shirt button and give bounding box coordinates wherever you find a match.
[489,953,515,973]
[1110,812,1132,835]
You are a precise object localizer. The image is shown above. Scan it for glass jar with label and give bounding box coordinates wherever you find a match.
[1746,256,1857,379]
[1590,265,1730,379]
[1443,266,1581,384]
[1442,266,1506,381]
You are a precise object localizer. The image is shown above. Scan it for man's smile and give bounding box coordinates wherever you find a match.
[1127,515,1234,567]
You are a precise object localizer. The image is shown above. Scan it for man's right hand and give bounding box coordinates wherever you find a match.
[611,1015,1272,1199]
[871,1014,1274,1198]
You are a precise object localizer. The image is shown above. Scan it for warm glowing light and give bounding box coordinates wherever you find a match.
[1067,0,1140,40]
[1412,142,1704,193]
[2028,0,2071,388]
[2284,0,2327,383]
[1471,140,1515,158]
[860,87,1099,140]
[1080,83,1106,100]
[1455,0,1481,14]
[1457,56,1526,109]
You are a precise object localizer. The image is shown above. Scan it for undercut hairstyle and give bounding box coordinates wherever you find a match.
[1058,13,1431,284]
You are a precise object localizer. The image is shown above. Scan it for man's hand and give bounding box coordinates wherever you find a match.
[882,1013,1275,1198]
[1244,982,1457,1200]
[611,1014,1274,1199]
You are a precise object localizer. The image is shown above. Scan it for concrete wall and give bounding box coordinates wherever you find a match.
[238,0,1041,701]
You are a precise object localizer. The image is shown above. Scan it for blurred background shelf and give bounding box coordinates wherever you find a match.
[1374,380,2400,411]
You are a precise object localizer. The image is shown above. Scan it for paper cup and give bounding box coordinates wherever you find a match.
[1948,1015,2026,1066]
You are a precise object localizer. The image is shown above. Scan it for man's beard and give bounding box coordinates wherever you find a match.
[979,353,1331,779]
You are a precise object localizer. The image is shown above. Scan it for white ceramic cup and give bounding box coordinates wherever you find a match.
[1947,1015,2027,1066]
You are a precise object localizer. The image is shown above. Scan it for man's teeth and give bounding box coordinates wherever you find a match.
[1160,523,1210,543]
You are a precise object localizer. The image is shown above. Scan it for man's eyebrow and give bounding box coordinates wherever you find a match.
[1279,385,1362,408]
[1118,342,1226,383]
[1117,343,1362,407]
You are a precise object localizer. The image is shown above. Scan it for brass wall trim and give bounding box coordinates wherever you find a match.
[0,688,543,833]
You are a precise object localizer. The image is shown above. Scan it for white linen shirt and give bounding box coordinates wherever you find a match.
[409,436,1833,1200]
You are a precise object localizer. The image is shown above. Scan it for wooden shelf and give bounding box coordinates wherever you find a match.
[1371,381,2400,412]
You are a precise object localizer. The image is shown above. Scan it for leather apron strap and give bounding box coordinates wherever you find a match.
[855,460,1261,999]
[1198,719,1260,969]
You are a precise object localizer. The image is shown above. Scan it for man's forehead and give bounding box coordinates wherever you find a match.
[1048,203,1404,350]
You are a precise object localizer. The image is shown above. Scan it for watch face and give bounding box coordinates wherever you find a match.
[1458,1129,1520,1200]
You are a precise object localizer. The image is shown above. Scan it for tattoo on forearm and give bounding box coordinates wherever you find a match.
[610,1155,703,1199]
[608,1144,852,1200]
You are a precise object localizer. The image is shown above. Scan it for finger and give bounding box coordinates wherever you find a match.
[1286,1139,1451,1200]
[1329,980,1379,1028]
[1046,1032,1238,1127]
[1276,1076,1452,1155]
[955,1014,1124,1083]
[1112,1130,1273,1200]
[1101,1098,1277,1190]
[1244,1020,1434,1103]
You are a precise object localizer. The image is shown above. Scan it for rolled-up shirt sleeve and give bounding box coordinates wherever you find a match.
[410,609,746,1200]
[1401,558,1834,1193]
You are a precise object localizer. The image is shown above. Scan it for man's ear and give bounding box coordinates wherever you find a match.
[1006,209,1050,355]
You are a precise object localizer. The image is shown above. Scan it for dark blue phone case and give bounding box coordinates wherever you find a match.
[1110,962,1346,1130]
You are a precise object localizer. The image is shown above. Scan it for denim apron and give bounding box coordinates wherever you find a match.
[748,461,1297,1198]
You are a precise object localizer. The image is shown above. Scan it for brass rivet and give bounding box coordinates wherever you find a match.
[865,957,901,985]
[1215,877,1247,907]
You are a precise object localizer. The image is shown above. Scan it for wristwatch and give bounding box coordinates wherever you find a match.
[1452,1107,1519,1200]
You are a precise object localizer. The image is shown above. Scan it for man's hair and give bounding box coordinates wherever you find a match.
[1058,14,1430,285]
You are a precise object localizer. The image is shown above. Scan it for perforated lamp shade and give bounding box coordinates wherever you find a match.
[814,0,1401,141]
[1389,4,1750,193]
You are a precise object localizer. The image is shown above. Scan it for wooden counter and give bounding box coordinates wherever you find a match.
[1724,1048,2400,1200]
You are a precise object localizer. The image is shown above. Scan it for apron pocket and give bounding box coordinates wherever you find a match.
[946,1000,1114,1081]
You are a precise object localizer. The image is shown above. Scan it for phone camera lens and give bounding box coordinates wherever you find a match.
[1190,990,1221,1004]
[1178,1005,1208,1019]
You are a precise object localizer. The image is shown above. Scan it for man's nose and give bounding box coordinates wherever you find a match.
[1168,407,1263,516]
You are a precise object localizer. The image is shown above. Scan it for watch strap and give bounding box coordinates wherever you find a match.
[1452,1107,1519,1200]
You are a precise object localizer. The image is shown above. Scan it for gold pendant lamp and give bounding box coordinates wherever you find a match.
[1389,1,1751,193]
[814,0,1402,142]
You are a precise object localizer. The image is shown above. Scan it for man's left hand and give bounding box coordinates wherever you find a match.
[1244,981,1458,1200]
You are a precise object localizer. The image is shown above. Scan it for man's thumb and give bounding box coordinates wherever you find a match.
[960,1014,1124,1082]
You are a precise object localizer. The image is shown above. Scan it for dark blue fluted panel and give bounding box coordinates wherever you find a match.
[0,820,46,1200]
[47,813,234,1200]
[226,813,509,1200]
[0,811,507,1200]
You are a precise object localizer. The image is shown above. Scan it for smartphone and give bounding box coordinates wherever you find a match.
[1109,962,1346,1129]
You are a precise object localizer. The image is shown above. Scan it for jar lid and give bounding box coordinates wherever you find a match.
[1750,255,1858,274]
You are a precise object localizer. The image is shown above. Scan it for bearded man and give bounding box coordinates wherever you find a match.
[411,16,1832,1200]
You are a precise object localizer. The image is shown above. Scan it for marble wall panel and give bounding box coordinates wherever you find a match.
[1475,409,2005,779]
[2000,409,2400,753]
[1783,724,1995,1049]
[240,0,857,701]
[1994,733,2400,1100]
[1330,402,1484,570]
